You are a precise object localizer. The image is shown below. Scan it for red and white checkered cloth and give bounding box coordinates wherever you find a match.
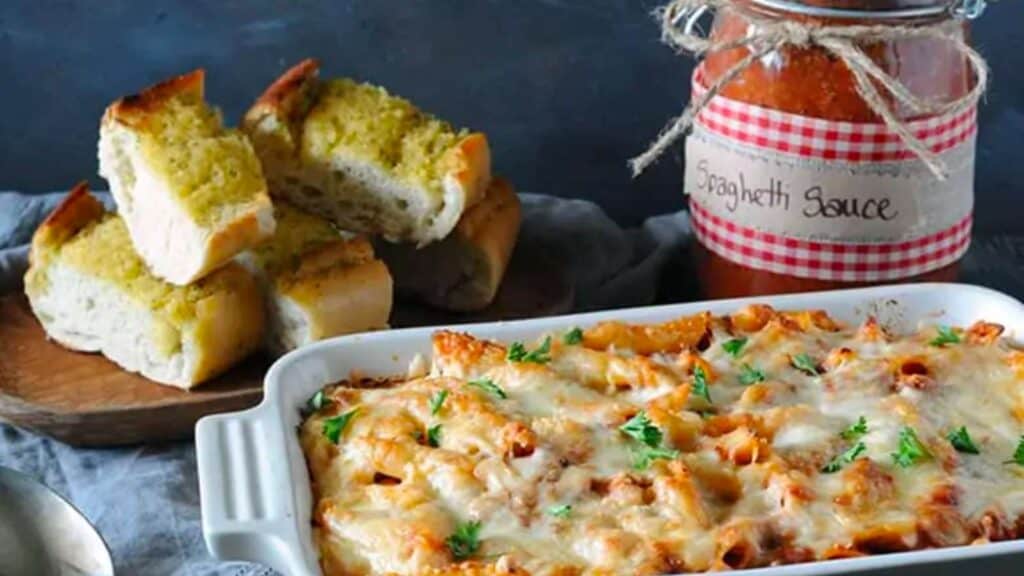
[691,68,977,163]
[687,66,975,282]
[690,201,973,282]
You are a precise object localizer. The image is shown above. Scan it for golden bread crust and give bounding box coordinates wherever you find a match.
[29,182,104,254]
[290,236,376,278]
[194,200,274,280]
[243,58,320,126]
[282,258,393,340]
[23,183,264,388]
[441,132,492,211]
[453,176,520,295]
[190,264,266,384]
[378,176,521,311]
[102,69,205,129]
[243,58,492,244]
[25,182,106,296]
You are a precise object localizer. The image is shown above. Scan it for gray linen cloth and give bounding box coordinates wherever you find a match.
[0,190,690,575]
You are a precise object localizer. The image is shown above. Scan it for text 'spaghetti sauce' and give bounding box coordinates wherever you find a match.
[689,0,975,298]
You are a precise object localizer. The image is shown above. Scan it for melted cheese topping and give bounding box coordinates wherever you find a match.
[300,307,1024,575]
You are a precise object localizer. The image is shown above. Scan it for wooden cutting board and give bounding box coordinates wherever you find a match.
[0,250,573,447]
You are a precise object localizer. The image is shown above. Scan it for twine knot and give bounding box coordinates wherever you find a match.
[781,21,813,46]
[631,0,990,180]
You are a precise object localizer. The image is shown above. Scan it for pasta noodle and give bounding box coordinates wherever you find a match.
[300,307,1024,575]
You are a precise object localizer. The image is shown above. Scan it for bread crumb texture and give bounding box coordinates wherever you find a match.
[249,202,347,277]
[52,214,250,328]
[136,92,266,226]
[302,79,467,198]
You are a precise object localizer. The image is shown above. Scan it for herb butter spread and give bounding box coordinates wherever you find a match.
[51,215,246,330]
[136,93,266,226]
[301,79,468,198]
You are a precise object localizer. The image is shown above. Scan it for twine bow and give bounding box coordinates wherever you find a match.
[630,0,990,180]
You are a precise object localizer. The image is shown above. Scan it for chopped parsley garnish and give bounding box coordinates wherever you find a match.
[547,504,572,518]
[692,365,712,403]
[632,446,680,471]
[722,337,748,358]
[791,353,820,376]
[1005,436,1024,466]
[426,424,442,448]
[619,411,678,470]
[821,441,867,473]
[738,363,765,385]
[467,377,507,399]
[507,336,553,363]
[445,520,482,560]
[840,416,869,441]
[929,326,961,347]
[307,389,331,413]
[620,411,663,448]
[892,426,931,468]
[429,390,449,416]
[946,426,979,454]
[322,408,359,444]
[563,327,584,345]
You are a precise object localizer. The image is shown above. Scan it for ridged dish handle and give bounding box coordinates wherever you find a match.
[196,406,316,575]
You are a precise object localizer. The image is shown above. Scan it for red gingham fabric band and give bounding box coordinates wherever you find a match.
[691,67,977,163]
[690,200,972,282]
[686,65,975,281]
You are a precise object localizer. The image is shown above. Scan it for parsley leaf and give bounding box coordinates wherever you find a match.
[632,446,680,470]
[620,411,663,448]
[467,377,507,399]
[525,336,552,362]
[692,365,712,404]
[307,389,331,413]
[840,416,869,441]
[892,426,932,468]
[821,441,867,473]
[929,326,961,347]
[506,342,528,362]
[547,504,572,518]
[507,336,553,363]
[791,353,820,376]
[946,426,980,454]
[563,327,583,345]
[722,337,748,358]
[429,390,449,416]
[738,363,766,385]
[445,520,482,560]
[322,408,359,444]
[1005,436,1024,466]
[620,411,678,470]
[426,424,442,448]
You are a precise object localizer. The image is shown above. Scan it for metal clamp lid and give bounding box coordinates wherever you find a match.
[735,0,987,20]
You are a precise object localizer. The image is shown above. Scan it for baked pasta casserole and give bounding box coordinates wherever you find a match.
[299,305,1024,575]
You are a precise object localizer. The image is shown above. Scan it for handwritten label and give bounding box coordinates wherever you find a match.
[684,129,974,243]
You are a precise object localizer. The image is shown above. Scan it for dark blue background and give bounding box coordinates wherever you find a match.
[1,0,1020,230]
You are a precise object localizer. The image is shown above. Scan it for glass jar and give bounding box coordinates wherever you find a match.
[688,0,981,298]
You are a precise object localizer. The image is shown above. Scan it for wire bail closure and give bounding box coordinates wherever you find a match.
[952,0,987,19]
[672,0,988,21]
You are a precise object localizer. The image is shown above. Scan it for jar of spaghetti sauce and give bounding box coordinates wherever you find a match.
[685,0,983,298]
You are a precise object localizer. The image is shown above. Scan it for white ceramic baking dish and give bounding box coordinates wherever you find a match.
[196,283,1024,576]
